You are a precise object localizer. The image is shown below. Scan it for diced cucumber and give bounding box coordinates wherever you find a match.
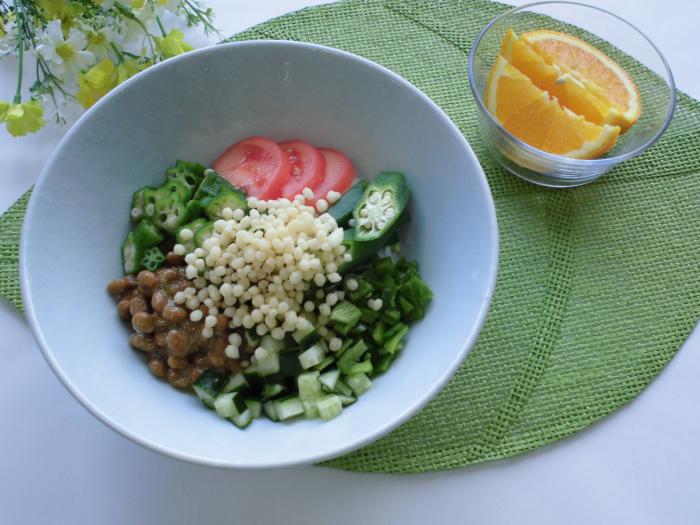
[338,340,368,374]
[244,328,261,350]
[316,395,343,420]
[274,397,304,421]
[221,372,248,393]
[302,400,320,419]
[257,350,280,376]
[260,334,287,354]
[230,408,253,429]
[334,378,353,397]
[192,370,226,409]
[292,321,320,348]
[261,383,286,399]
[277,352,304,378]
[213,392,245,419]
[299,343,326,370]
[319,369,341,392]
[244,399,262,419]
[313,355,335,372]
[346,372,372,396]
[297,371,323,401]
[330,301,362,335]
[263,401,278,421]
[337,394,357,406]
[205,190,248,219]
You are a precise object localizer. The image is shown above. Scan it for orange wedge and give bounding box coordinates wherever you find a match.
[485,56,620,159]
[499,28,623,128]
[522,29,641,131]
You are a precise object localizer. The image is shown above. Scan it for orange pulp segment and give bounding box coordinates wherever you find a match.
[522,29,641,131]
[499,28,624,129]
[485,56,621,159]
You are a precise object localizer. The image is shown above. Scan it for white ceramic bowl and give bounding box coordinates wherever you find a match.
[21,41,498,468]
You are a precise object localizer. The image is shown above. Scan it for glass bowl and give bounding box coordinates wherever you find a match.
[468,1,676,187]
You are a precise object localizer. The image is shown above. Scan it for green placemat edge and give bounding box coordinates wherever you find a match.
[2,0,699,474]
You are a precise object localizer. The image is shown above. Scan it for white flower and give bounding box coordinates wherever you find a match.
[84,26,120,61]
[0,23,17,57]
[37,20,95,82]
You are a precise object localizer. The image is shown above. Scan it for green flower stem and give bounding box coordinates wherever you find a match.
[12,0,24,103]
[156,16,167,37]
[110,41,125,64]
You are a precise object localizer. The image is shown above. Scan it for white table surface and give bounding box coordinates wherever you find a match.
[2,1,699,523]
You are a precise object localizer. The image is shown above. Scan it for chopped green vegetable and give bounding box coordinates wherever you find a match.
[205,190,248,219]
[153,194,188,234]
[328,181,367,226]
[140,246,166,272]
[193,370,227,409]
[353,171,410,242]
[338,340,368,374]
[122,232,145,274]
[130,186,156,222]
[133,220,164,248]
[166,160,205,193]
[330,301,362,335]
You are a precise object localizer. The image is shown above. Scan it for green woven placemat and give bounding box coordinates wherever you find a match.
[3,0,699,473]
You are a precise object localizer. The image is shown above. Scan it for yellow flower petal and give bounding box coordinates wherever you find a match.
[156,29,193,59]
[77,60,118,109]
[5,101,45,137]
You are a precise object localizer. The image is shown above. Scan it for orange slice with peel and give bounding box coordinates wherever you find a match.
[485,56,620,159]
[499,28,623,129]
[522,29,641,131]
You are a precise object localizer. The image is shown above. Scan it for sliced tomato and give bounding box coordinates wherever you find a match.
[212,137,291,199]
[279,140,325,200]
[312,148,356,203]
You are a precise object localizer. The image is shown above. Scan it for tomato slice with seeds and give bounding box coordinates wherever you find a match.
[279,140,325,200]
[212,137,291,199]
[311,148,356,203]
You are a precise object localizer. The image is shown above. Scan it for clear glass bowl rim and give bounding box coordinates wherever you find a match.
[467,0,677,169]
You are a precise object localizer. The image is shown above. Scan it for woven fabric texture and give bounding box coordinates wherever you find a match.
[2,0,699,473]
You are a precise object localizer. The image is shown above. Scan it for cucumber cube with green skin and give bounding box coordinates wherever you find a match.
[330,301,362,335]
[316,395,343,420]
[346,372,373,396]
[193,370,227,409]
[353,171,410,242]
[297,371,323,401]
